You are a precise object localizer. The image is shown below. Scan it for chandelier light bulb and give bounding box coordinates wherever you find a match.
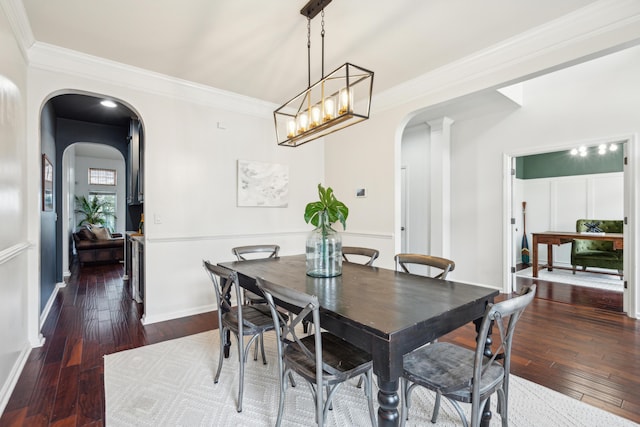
[310,106,321,128]
[287,120,296,138]
[324,97,335,121]
[609,144,618,151]
[338,87,353,115]
[297,112,308,134]
[570,148,578,155]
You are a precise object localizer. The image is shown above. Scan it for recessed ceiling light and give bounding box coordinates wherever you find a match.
[100,100,117,108]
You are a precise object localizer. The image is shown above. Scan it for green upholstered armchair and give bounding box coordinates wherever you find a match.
[571,219,623,277]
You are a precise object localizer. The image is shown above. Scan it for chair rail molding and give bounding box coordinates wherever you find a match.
[0,242,31,265]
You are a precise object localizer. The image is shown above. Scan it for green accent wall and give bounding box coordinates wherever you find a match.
[516,145,623,179]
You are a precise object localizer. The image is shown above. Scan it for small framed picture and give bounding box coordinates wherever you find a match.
[355,188,367,198]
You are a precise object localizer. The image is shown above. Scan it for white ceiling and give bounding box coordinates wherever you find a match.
[21,0,598,105]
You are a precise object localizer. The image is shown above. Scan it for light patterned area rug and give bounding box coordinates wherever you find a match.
[516,266,623,292]
[104,331,637,427]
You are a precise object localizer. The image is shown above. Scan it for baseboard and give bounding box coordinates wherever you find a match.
[0,342,31,417]
[40,281,67,329]
[141,303,216,326]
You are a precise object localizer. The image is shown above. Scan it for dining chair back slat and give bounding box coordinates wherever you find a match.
[395,253,455,279]
[342,246,380,266]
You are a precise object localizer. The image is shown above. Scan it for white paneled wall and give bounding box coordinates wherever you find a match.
[518,172,623,266]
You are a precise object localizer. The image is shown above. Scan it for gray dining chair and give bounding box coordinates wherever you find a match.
[232,245,281,359]
[202,261,276,412]
[233,244,280,261]
[394,253,455,279]
[256,276,377,427]
[401,284,536,427]
[232,244,280,306]
[342,246,380,266]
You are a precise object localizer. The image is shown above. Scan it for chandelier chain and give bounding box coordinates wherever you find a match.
[321,9,325,78]
[307,17,311,87]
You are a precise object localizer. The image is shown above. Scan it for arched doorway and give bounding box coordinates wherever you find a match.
[39,92,143,319]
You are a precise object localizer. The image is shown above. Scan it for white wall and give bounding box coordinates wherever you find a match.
[0,1,31,415]
[73,152,126,235]
[518,172,624,265]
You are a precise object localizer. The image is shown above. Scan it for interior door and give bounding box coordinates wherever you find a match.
[401,166,408,253]
[510,156,518,292]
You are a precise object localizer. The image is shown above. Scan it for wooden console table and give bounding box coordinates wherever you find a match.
[531,231,624,277]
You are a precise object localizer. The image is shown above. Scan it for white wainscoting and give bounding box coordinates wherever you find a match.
[141,230,395,325]
[0,243,33,416]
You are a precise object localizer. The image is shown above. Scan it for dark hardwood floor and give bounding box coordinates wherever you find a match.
[1,263,638,426]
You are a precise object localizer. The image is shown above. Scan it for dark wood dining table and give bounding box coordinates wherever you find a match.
[220,254,498,427]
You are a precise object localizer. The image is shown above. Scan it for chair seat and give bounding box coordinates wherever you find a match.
[574,250,622,260]
[244,290,267,304]
[403,342,504,404]
[285,332,372,385]
[222,306,275,335]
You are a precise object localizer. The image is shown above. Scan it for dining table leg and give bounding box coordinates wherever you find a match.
[377,379,400,426]
[547,243,554,271]
[532,234,539,277]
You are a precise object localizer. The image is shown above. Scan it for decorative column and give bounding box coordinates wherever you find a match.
[427,117,454,259]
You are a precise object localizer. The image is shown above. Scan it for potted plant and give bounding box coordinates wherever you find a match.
[75,195,116,230]
[304,184,349,277]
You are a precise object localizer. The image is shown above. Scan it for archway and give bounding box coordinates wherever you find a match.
[61,143,126,277]
[39,91,143,321]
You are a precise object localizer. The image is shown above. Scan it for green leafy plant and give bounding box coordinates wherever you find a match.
[75,195,115,228]
[304,184,349,229]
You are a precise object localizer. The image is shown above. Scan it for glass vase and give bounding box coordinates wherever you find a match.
[306,223,342,277]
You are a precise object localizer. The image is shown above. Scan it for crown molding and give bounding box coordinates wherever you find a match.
[0,0,35,61]
[373,0,640,112]
[27,42,277,119]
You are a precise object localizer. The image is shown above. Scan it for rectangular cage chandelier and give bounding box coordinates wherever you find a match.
[274,0,374,147]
